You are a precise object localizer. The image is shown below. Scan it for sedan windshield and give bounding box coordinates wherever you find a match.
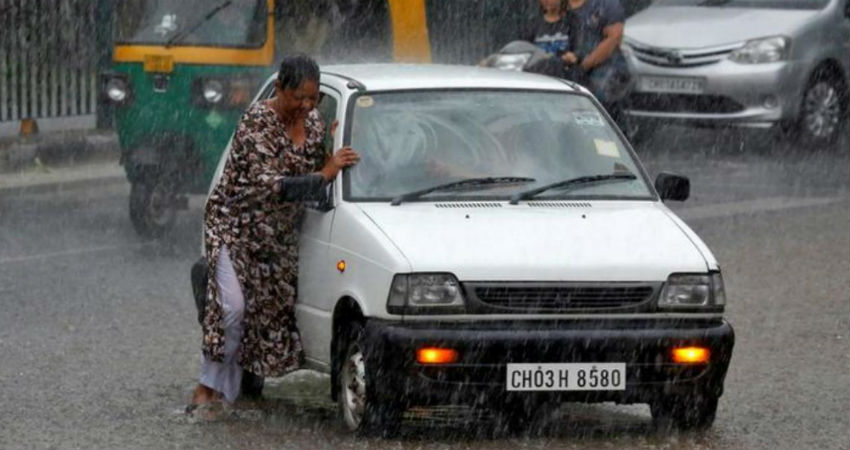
[654,0,829,9]
[345,90,653,202]
[116,0,267,48]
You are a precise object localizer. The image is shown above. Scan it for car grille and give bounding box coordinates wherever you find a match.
[629,41,741,68]
[465,283,659,313]
[628,93,745,114]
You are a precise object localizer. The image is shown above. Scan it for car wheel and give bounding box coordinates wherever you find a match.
[337,321,403,437]
[797,69,847,149]
[650,394,718,431]
[129,178,177,239]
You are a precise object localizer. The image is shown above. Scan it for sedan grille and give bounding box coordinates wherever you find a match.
[629,41,741,68]
[465,283,659,313]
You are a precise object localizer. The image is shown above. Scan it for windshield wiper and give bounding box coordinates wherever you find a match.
[165,0,232,48]
[391,177,536,206]
[509,173,637,205]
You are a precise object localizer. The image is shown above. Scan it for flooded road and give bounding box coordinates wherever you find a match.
[1,129,848,449]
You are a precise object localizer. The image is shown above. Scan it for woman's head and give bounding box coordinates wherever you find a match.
[274,54,320,120]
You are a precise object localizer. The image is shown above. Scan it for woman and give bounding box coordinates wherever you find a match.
[189,55,359,410]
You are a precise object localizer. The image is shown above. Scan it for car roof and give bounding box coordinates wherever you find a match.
[318,63,578,93]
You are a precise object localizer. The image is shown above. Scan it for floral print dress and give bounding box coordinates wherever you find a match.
[202,101,325,377]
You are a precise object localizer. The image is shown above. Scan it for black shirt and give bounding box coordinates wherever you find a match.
[523,13,580,57]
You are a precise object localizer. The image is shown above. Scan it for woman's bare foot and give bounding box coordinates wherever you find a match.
[186,384,221,415]
[191,384,219,404]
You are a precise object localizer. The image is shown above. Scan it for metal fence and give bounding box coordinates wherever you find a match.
[0,0,100,124]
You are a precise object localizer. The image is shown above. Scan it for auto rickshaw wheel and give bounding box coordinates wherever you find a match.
[129,177,177,239]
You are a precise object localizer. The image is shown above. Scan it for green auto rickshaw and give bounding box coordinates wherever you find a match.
[103,0,431,238]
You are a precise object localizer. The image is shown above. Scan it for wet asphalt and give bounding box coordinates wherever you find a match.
[0,125,848,449]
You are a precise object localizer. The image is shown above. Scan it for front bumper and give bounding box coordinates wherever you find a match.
[364,318,734,407]
[624,55,807,128]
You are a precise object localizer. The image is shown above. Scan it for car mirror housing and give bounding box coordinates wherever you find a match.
[655,172,690,202]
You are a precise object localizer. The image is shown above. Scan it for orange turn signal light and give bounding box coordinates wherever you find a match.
[416,347,459,365]
[672,346,710,364]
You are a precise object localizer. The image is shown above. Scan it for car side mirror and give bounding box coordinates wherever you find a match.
[655,172,690,202]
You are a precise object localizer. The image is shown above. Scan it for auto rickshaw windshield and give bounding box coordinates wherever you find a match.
[115,0,268,48]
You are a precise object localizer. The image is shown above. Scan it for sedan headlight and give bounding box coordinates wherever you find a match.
[493,53,532,71]
[729,36,789,64]
[202,79,225,104]
[387,273,465,314]
[105,77,129,103]
[658,272,726,310]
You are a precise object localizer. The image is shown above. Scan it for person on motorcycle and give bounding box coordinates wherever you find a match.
[525,0,580,69]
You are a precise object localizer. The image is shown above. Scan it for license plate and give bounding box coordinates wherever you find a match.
[639,76,705,94]
[506,363,626,391]
[143,54,174,73]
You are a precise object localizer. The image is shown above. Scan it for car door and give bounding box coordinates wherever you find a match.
[296,86,341,371]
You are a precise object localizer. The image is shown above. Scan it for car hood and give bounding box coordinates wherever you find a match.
[626,6,817,48]
[355,201,709,281]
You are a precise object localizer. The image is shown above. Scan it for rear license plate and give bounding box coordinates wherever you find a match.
[506,363,626,391]
[639,76,705,94]
[144,54,174,73]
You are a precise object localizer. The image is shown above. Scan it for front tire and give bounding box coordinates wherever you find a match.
[129,178,177,239]
[337,321,403,436]
[796,68,847,149]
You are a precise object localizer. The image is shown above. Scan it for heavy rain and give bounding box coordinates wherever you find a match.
[0,1,848,449]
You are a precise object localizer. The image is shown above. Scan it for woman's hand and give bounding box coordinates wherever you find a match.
[320,147,360,181]
[562,52,578,65]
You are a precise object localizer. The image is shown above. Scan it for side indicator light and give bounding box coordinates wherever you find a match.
[416,347,459,365]
[336,260,346,273]
[672,346,710,364]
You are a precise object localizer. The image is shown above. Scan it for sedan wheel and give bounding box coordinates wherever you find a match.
[800,78,843,145]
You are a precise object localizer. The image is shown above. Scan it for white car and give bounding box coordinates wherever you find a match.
[209,64,734,435]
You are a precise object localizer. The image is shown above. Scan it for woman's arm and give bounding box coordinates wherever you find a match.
[229,111,358,204]
[274,147,359,202]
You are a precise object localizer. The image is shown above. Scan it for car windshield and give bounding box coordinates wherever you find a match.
[345,90,653,202]
[115,0,267,48]
[654,0,829,9]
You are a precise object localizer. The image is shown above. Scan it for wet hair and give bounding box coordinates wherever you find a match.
[277,54,320,90]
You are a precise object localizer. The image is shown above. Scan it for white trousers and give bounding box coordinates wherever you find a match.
[198,245,244,403]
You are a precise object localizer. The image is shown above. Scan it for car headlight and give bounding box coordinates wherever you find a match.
[203,79,225,104]
[387,273,465,314]
[729,36,789,64]
[105,77,129,103]
[493,53,532,71]
[658,272,726,310]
